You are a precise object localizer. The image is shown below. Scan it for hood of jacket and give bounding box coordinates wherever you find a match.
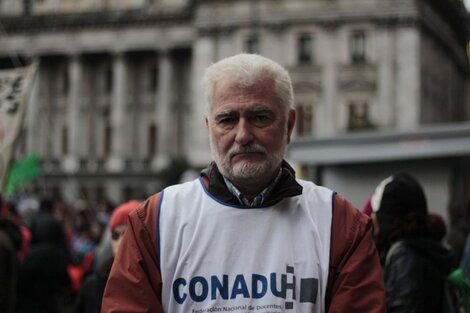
[30,212,66,245]
[399,237,454,275]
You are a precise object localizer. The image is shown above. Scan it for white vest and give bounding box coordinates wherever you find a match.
[158,178,333,313]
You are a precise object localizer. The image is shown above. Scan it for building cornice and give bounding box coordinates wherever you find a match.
[0,8,193,33]
[196,8,421,30]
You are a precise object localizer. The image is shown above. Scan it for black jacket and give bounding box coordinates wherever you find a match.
[74,256,113,313]
[0,217,22,313]
[16,211,71,313]
[384,237,453,313]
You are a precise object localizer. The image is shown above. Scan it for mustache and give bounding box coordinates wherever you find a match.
[228,144,267,158]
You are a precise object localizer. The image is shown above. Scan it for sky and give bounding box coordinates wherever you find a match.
[465,0,470,11]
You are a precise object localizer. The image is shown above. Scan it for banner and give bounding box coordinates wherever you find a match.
[0,63,38,192]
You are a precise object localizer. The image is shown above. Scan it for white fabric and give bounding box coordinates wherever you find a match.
[159,178,333,313]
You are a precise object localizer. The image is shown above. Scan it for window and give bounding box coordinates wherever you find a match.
[62,126,68,155]
[123,186,133,202]
[297,34,313,65]
[347,102,374,131]
[350,31,366,64]
[105,66,113,93]
[96,185,106,203]
[296,103,313,136]
[61,66,69,95]
[148,123,157,157]
[104,122,112,157]
[245,35,259,54]
[52,186,62,200]
[149,63,158,92]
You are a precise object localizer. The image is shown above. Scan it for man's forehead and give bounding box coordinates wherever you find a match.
[213,105,273,116]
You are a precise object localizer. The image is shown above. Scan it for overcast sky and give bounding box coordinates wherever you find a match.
[465,0,470,11]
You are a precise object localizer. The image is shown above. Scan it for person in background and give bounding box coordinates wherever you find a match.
[74,200,141,313]
[0,196,22,313]
[1,201,32,261]
[448,232,470,313]
[16,198,71,313]
[94,200,116,285]
[371,173,454,313]
[102,53,385,313]
[427,212,448,243]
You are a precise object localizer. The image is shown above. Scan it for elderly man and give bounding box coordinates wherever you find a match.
[102,54,385,313]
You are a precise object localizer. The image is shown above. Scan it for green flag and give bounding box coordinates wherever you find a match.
[5,154,41,196]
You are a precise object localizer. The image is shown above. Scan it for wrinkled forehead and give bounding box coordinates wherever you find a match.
[212,76,281,105]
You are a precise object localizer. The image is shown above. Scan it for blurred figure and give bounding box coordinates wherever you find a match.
[74,200,141,313]
[427,212,447,243]
[448,201,470,271]
[96,199,115,227]
[16,198,71,313]
[1,201,32,261]
[16,197,39,228]
[68,202,100,295]
[93,199,115,276]
[371,173,454,313]
[108,201,141,256]
[448,232,470,313]
[0,196,22,313]
[71,204,96,264]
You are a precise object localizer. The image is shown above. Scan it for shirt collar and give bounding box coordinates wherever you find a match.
[200,160,303,207]
[223,169,282,207]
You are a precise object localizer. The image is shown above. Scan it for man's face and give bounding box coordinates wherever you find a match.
[206,78,295,188]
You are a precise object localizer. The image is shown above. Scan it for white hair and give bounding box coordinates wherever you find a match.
[202,53,294,114]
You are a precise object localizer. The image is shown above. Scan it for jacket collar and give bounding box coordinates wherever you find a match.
[200,160,303,207]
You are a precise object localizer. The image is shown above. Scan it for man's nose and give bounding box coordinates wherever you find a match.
[234,119,254,145]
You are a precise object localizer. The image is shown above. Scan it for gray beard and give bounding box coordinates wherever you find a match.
[209,135,286,184]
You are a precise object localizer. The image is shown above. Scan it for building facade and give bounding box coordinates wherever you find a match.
[0,0,469,206]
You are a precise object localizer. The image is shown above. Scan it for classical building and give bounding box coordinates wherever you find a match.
[0,0,469,212]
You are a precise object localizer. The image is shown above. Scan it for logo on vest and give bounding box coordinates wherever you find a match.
[172,265,318,310]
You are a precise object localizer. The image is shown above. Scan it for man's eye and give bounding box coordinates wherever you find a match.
[251,115,272,126]
[216,117,237,126]
[253,115,269,121]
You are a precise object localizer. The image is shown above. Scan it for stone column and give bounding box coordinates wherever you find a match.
[376,27,396,128]
[395,28,420,129]
[106,52,127,172]
[318,27,339,137]
[151,49,173,171]
[187,36,215,166]
[63,53,81,173]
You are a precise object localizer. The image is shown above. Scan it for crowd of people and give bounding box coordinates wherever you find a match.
[0,194,141,313]
[1,53,470,313]
[2,180,469,313]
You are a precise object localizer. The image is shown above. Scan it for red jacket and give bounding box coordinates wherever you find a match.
[102,163,385,313]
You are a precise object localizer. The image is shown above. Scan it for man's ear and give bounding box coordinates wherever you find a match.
[286,109,296,144]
